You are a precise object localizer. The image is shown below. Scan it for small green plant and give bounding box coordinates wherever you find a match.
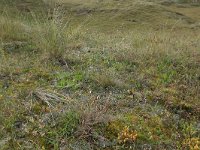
[58,111,80,137]
[55,71,84,90]
[157,57,177,84]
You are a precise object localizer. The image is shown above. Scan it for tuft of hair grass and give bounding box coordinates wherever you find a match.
[30,5,85,61]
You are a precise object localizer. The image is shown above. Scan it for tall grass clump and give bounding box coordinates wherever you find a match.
[31,6,83,61]
[31,6,67,59]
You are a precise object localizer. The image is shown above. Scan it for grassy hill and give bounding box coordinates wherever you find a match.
[0,0,200,149]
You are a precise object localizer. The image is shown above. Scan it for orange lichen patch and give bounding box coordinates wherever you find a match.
[118,126,138,143]
[183,137,200,150]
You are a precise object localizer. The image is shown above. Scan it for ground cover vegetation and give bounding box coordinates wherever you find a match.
[0,0,200,149]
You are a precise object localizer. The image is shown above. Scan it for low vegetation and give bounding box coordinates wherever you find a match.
[0,0,200,149]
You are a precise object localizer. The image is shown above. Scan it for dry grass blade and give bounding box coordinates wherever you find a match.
[33,88,73,107]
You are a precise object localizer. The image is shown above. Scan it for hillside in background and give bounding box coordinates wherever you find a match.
[0,0,200,149]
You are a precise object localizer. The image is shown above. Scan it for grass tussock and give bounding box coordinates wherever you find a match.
[29,7,86,62]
